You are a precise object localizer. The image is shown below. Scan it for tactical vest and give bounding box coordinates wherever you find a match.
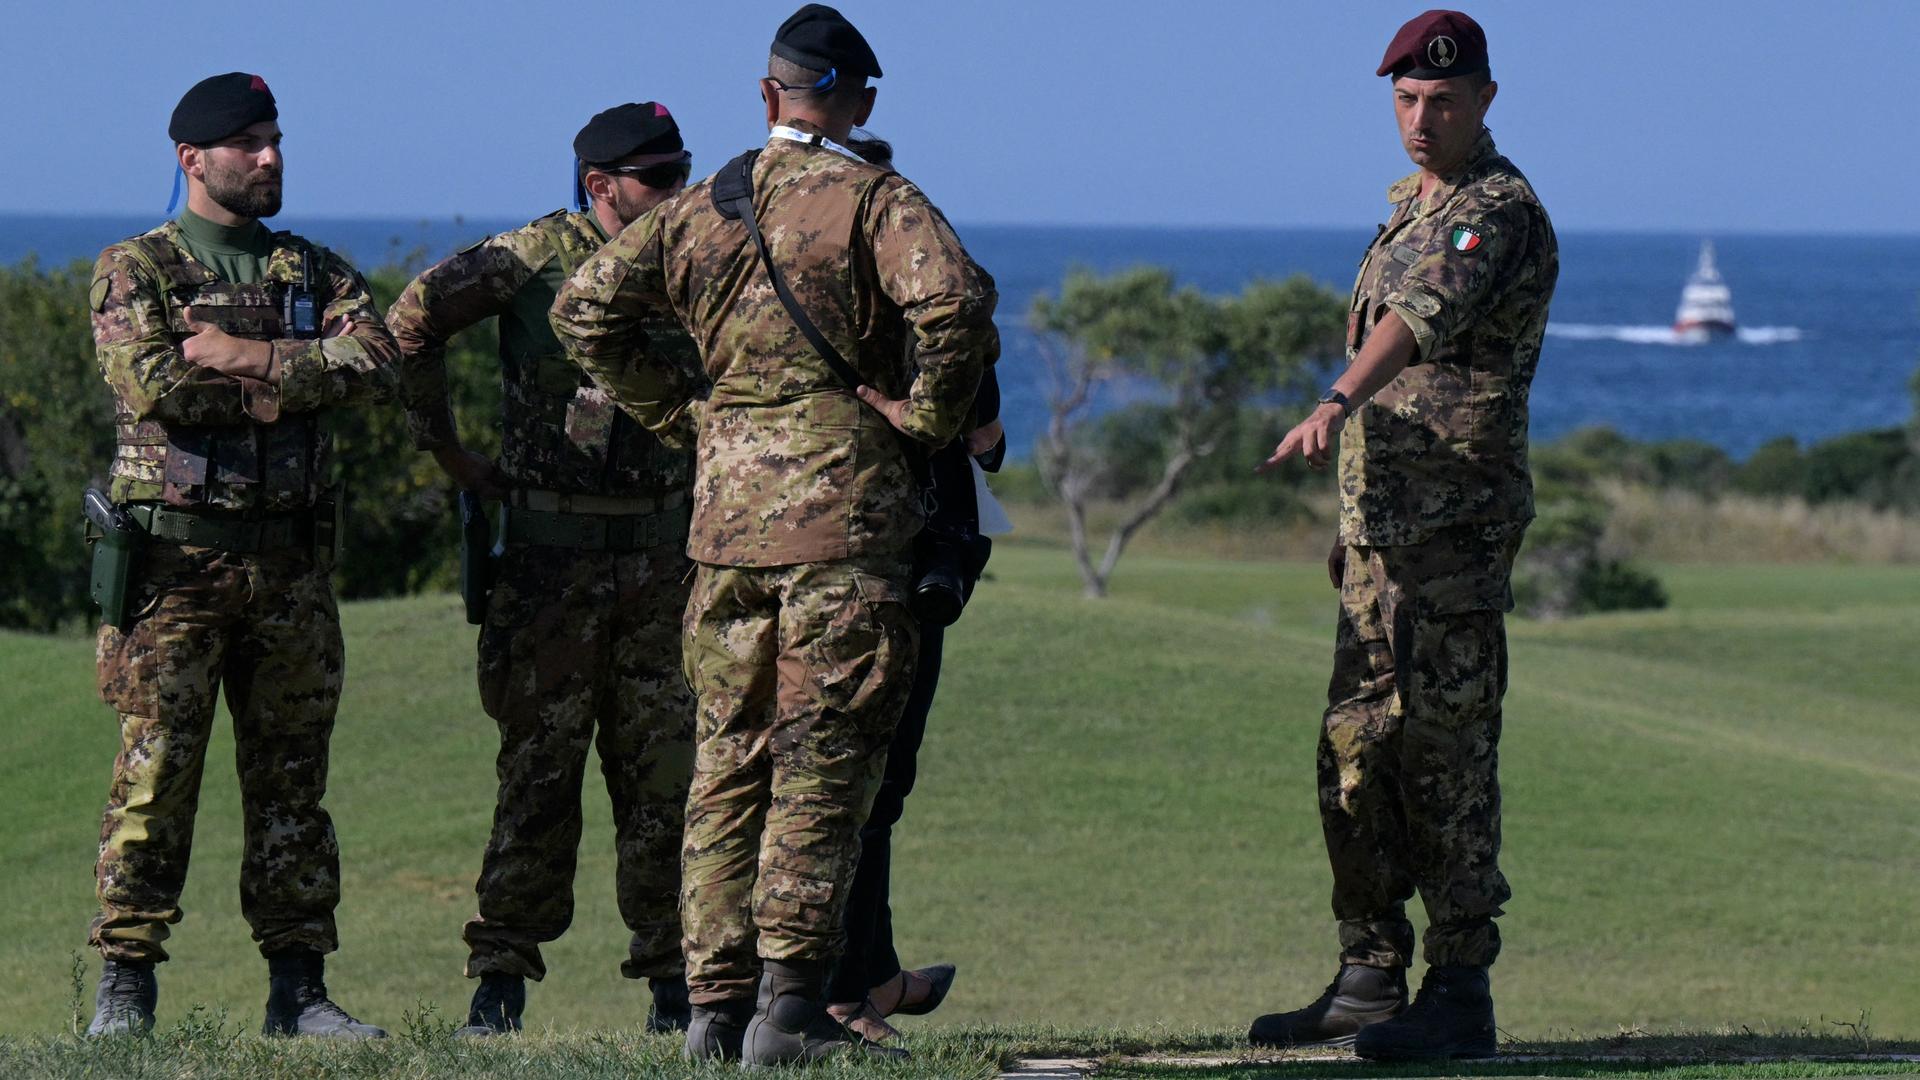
[494,211,693,497]
[111,226,329,513]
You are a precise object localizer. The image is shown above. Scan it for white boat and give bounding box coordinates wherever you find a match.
[1672,239,1736,340]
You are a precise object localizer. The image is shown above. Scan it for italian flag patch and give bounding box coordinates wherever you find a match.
[1449,225,1484,252]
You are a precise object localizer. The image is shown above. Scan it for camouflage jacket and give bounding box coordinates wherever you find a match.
[551,121,1000,567]
[90,220,398,511]
[1337,130,1559,547]
[387,210,694,498]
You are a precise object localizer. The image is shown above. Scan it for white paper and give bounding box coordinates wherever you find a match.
[971,457,1013,536]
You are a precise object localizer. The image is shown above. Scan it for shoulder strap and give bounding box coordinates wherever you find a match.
[711,149,931,488]
[712,150,868,395]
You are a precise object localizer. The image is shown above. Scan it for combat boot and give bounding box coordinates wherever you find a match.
[261,949,387,1039]
[647,976,691,1033]
[1249,963,1405,1049]
[87,958,157,1037]
[684,999,753,1062]
[1353,964,1496,1061]
[741,959,909,1066]
[454,972,525,1037]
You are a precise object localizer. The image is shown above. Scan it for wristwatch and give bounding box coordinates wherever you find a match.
[1317,389,1352,416]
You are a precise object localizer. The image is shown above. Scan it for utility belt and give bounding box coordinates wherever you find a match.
[500,489,689,552]
[82,489,340,630]
[123,501,337,554]
[458,488,689,626]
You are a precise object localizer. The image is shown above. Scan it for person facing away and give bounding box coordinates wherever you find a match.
[84,70,399,1040]
[385,101,702,1037]
[822,128,1005,1045]
[1250,7,1558,1064]
[550,2,999,1065]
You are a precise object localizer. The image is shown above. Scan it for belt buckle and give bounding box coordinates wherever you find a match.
[579,515,607,550]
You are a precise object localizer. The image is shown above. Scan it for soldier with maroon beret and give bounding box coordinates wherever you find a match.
[1251,9,1557,1062]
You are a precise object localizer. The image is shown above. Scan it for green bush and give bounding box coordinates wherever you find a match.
[1513,490,1667,619]
[0,258,115,632]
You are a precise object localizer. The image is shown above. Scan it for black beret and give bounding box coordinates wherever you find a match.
[771,4,882,80]
[169,72,278,145]
[573,102,685,166]
[1377,10,1488,80]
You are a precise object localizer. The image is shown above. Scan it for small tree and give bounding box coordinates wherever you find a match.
[1030,267,1343,597]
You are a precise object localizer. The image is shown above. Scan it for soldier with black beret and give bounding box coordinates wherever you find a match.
[385,101,699,1037]
[1251,9,1557,1062]
[84,72,399,1039]
[553,2,998,1065]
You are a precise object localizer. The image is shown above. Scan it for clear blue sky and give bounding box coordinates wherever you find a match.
[1,1,1906,233]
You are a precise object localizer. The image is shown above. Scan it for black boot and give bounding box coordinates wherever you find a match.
[647,976,691,1033]
[742,959,908,1066]
[87,958,157,1037]
[261,949,387,1039]
[685,999,753,1062]
[1249,964,1406,1049]
[1353,965,1496,1061]
[454,972,525,1037]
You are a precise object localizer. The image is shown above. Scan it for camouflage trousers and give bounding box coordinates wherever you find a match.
[679,554,918,1006]
[90,543,344,964]
[1319,524,1524,970]
[464,540,696,982]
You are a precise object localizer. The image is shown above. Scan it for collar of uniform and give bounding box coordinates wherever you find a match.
[1385,127,1499,214]
[768,120,862,162]
[176,207,271,256]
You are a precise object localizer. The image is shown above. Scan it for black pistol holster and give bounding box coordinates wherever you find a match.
[83,487,146,630]
[458,491,498,625]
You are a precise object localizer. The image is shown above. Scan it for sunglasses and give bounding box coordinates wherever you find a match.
[599,158,692,190]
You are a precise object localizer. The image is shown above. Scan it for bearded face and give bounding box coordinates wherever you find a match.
[202,148,283,219]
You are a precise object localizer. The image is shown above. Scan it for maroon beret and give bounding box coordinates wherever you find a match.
[1376,10,1488,80]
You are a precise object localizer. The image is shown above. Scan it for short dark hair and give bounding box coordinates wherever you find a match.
[767,52,868,109]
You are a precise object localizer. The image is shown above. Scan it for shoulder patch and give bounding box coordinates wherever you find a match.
[90,275,111,312]
[1448,223,1486,253]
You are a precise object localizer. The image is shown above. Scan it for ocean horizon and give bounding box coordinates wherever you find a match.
[5,211,1915,462]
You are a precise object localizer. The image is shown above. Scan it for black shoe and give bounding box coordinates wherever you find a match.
[1353,965,1496,1061]
[261,949,387,1039]
[454,972,525,1037]
[684,1000,753,1062]
[890,963,957,1017]
[87,958,157,1037]
[1249,963,1406,1049]
[647,976,691,1033]
[742,959,910,1066]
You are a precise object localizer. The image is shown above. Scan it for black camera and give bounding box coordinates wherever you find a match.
[911,525,976,627]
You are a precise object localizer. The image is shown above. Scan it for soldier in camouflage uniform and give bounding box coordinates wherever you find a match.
[1250,11,1557,1062]
[385,103,699,1037]
[84,72,397,1039]
[551,5,998,1065]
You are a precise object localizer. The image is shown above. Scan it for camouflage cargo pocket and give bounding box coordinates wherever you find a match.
[1402,609,1506,728]
[798,568,916,727]
[756,862,838,940]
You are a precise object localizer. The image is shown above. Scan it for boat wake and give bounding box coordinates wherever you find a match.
[1546,323,1804,346]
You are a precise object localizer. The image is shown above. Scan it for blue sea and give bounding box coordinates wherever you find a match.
[5,213,1916,460]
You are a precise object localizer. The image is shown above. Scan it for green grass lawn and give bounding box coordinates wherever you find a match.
[2,544,1916,1067]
